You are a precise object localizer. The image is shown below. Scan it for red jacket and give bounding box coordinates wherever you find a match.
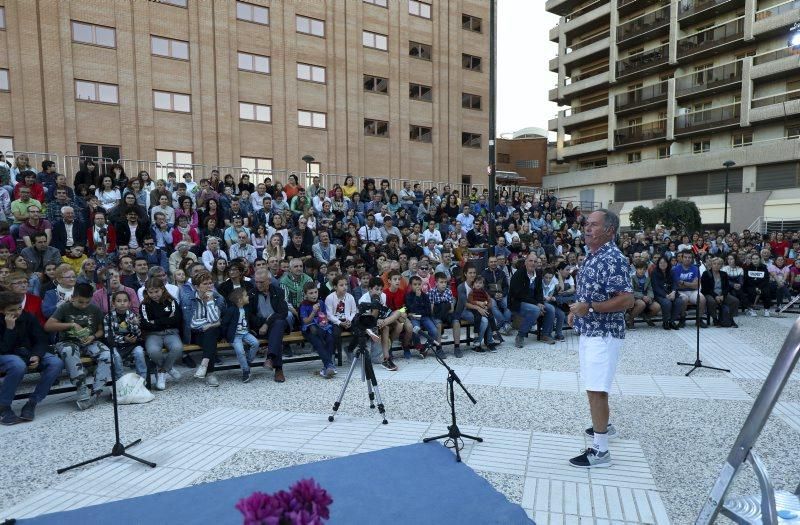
[24,293,45,326]
[13,182,45,203]
[86,224,117,253]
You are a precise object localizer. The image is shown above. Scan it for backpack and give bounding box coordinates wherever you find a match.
[718,303,734,328]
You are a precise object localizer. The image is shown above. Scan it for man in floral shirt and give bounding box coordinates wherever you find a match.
[568,210,633,469]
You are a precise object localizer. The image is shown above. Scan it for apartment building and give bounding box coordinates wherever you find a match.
[0,0,489,186]
[545,0,800,230]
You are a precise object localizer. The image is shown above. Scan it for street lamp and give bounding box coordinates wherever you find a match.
[723,160,735,231]
[302,155,315,174]
[488,0,498,245]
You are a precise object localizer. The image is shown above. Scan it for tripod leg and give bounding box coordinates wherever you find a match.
[328,354,361,422]
[363,355,388,424]
[56,452,114,474]
[122,452,157,468]
[459,433,484,442]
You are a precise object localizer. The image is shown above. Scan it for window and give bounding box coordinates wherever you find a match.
[239,102,271,122]
[409,41,432,60]
[462,93,482,110]
[241,157,273,174]
[410,125,432,143]
[236,2,269,25]
[409,83,432,102]
[0,70,8,92]
[156,150,193,179]
[76,80,119,104]
[515,160,540,169]
[786,123,800,138]
[462,14,482,32]
[692,139,710,154]
[677,169,743,197]
[756,162,800,191]
[614,178,666,201]
[409,0,432,19]
[658,145,671,159]
[364,119,389,137]
[579,157,607,170]
[497,153,511,163]
[732,131,752,148]
[153,91,191,112]
[627,151,642,163]
[297,63,326,83]
[462,53,482,71]
[152,0,187,6]
[363,30,388,51]
[0,7,5,29]
[151,36,189,60]
[364,75,388,94]
[72,21,116,48]
[296,15,325,37]
[238,52,270,74]
[0,137,12,154]
[364,0,388,6]
[298,110,326,129]
[462,132,482,148]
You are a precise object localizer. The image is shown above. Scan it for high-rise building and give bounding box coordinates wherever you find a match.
[0,0,489,186]
[545,0,800,230]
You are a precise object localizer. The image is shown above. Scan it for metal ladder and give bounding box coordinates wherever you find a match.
[696,317,800,524]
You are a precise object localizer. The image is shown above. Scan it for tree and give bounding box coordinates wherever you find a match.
[654,199,702,234]
[629,206,656,230]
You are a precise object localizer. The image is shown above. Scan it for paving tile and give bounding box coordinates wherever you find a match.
[775,402,800,433]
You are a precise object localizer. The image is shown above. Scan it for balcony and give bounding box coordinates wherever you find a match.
[562,131,609,158]
[674,103,741,135]
[546,0,604,16]
[562,99,610,130]
[678,0,745,25]
[562,0,611,36]
[677,18,745,61]
[615,80,668,114]
[616,44,669,79]
[754,0,800,37]
[616,4,670,48]
[563,33,611,68]
[618,0,665,16]
[675,61,742,98]
[614,119,667,147]
[750,90,800,122]
[751,47,800,81]
[561,69,611,100]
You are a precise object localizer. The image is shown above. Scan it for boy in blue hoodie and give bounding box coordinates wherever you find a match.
[222,288,261,383]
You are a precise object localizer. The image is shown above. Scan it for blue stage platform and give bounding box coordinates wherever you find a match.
[19,442,533,524]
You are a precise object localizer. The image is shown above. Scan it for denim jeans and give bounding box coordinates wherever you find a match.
[655,296,684,322]
[490,297,513,328]
[459,310,489,345]
[512,302,555,338]
[0,353,64,406]
[303,325,334,369]
[145,330,184,372]
[549,304,565,338]
[130,345,147,377]
[410,316,439,344]
[232,332,260,372]
[55,341,123,393]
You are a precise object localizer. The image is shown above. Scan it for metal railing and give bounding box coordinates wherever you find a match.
[616,4,670,43]
[752,46,797,66]
[614,119,667,146]
[63,155,114,186]
[564,0,607,22]
[615,80,668,111]
[4,150,60,176]
[680,0,742,19]
[569,63,610,83]
[755,0,800,20]
[674,103,741,133]
[675,60,743,96]
[567,31,609,52]
[751,88,800,108]
[118,159,165,179]
[616,43,669,77]
[163,162,207,182]
[677,17,745,59]
[565,98,608,116]
[212,166,288,186]
[565,130,608,146]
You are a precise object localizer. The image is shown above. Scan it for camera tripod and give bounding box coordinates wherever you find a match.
[328,331,388,425]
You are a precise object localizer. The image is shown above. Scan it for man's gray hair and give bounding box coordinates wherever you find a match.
[60,206,74,215]
[596,208,620,234]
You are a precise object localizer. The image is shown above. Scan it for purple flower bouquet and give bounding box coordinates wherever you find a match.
[236,478,333,525]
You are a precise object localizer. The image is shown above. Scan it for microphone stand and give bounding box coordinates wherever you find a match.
[423,354,483,463]
[58,273,156,474]
[678,281,730,377]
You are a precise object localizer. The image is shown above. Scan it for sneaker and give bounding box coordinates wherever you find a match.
[0,406,20,426]
[433,346,446,360]
[774,310,786,318]
[541,335,556,345]
[493,333,505,344]
[747,309,757,317]
[584,423,618,439]
[403,349,412,360]
[324,367,336,379]
[678,318,687,328]
[206,373,219,387]
[764,309,771,317]
[318,369,327,378]
[569,446,612,468]
[473,344,486,353]
[194,362,208,379]
[76,384,91,402]
[76,395,98,411]
[167,368,182,380]
[645,316,656,327]
[19,400,36,422]
[555,334,566,342]
[382,359,398,371]
[501,323,513,336]
[453,346,464,358]
[156,372,167,391]
[515,334,525,348]
[242,370,251,383]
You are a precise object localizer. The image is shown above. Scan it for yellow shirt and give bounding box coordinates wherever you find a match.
[62,253,87,274]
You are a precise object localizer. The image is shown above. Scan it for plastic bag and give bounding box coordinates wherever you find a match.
[115,372,155,404]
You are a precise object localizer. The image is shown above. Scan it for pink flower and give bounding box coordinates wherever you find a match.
[236,478,333,525]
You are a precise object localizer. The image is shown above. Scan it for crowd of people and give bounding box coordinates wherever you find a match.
[0,152,799,426]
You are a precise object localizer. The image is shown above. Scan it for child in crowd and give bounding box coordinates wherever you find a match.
[324,275,357,360]
[222,287,261,383]
[172,268,187,288]
[541,268,566,341]
[105,290,146,378]
[467,275,500,353]
[405,276,445,359]
[62,245,88,275]
[319,266,339,301]
[350,271,370,303]
[383,270,414,359]
[45,283,122,410]
[140,277,183,391]
[299,281,336,378]
[429,272,462,357]
[358,277,404,371]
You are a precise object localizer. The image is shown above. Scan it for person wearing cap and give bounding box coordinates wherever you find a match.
[169,241,198,275]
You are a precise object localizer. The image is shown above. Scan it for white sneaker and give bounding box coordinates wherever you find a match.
[747,309,757,317]
[194,363,208,379]
[167,368,182,380]
[156,372,166,391]
[206,373,219,387]
[764,309,771,317]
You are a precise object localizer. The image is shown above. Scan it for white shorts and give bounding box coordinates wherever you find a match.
[679,290,699,305]
[579,335,623,393]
